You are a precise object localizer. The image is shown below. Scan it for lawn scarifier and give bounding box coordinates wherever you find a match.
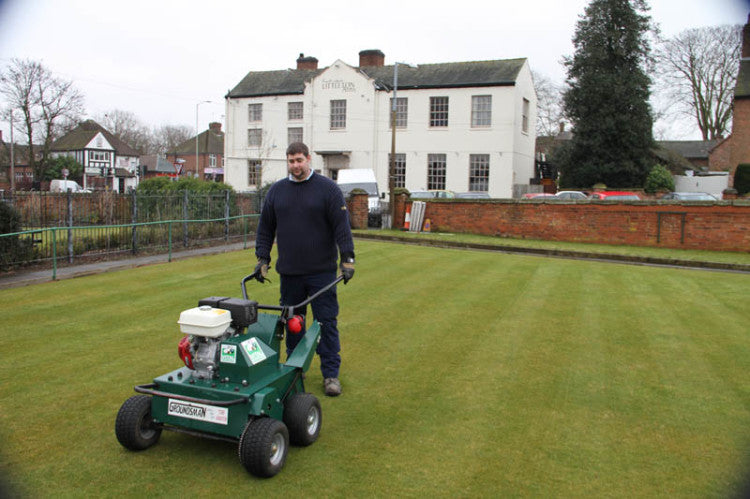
[115,272,343,478]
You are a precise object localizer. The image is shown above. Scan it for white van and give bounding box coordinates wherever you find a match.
[50,179,88,193]
[336,169,382,227]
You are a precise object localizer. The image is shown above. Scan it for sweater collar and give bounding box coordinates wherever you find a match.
[288,170,314,183]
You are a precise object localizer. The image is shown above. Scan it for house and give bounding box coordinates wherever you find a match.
[709,14,750,184]
[657,140,719,170]
[0,131,39,190]
[50,120,141,192]
[140,154,180,179]
[223,50,537,198]
[166,122,225,182]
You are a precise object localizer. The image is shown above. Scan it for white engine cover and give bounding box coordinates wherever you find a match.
[178,305,232,338]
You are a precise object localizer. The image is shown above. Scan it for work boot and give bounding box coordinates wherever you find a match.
[324,377,342,397]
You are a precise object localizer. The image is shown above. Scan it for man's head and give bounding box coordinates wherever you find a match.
[286,142,312,181]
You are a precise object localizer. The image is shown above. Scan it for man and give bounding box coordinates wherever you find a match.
[254,142,355,397]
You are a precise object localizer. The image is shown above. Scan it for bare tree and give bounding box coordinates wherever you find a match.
[654,24,741,140]
[0,58,85,182]
[96,109,151,153]
[151,124,193,155]
[532,70,567,137]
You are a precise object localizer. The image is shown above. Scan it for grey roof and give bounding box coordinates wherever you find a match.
[227,58,526,98]
[657,140,720,159]
[51,120,141,157]
[168,127,224,155]
[140,154,176,173]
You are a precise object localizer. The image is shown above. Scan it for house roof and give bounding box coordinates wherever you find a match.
[51,120,141,157]
[168,127,224,155]
[735,59,750,99]
[227,58,527,98]
[140,154,177,173]
[657,140,720,159]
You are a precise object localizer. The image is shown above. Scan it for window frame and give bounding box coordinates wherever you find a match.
[248,159,262,186]
[248,103,262,122]
[469,154,490,192]
[427,153,447,190]
[471,95,492,127]
[247,128,262,147]
[330,99,347,130]
[429,97,449,127]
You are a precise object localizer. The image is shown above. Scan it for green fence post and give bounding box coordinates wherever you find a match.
[168,221,173,262]
[243,215,248,249]
[52,228,57,280]
[67,191,73,264]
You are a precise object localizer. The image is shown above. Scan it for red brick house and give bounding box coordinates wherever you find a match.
[166,122,224,182]
[709,14,750,186]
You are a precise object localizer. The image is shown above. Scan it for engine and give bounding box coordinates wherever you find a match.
[177,305,235,379]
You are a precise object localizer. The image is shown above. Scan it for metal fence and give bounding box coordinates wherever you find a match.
[0,190,262,275]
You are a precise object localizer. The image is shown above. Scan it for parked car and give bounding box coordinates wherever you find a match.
[410,190,456,199]
[588,191,641,201]
[661,192,717,201]
[555,190,587,200]
[522,193,556,199]
[456,192,491,199]
[49,179,91,193]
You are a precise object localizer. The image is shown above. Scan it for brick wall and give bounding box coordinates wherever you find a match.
[402,200,750,252]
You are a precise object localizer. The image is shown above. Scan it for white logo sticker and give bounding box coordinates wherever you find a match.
[167,399,228,425]
[241,337,267,365]
[221,344,237,364]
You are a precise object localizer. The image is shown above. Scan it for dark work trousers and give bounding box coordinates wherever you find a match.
[280,271,341,379]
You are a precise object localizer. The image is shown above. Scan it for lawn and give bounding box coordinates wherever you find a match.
[1,240,749,497]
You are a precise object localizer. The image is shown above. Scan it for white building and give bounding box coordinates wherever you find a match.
[224,50,537,199]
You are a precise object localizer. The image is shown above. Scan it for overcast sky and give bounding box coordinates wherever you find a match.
[0,0,748,142]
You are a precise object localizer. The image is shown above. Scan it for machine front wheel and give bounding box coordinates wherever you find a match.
[284,392,321,446]
[238,418,289,478]
[115,395,162,450]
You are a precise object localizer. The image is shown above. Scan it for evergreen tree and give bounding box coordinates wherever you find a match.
[559,0,655,188]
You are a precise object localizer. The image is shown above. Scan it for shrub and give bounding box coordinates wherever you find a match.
[735,164,750,195]
[0,202,33,268]
[644,164,674,194]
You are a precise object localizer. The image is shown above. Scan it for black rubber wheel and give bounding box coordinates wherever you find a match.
[284,393,321,446]
[115,395,162,451]
[238,418,289,478]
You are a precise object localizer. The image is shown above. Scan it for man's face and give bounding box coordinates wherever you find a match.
[287,153,311,181]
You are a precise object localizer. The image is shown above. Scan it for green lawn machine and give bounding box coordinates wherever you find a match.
[115,273,343,478]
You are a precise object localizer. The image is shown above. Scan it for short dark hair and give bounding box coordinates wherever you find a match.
[286,142,310,157]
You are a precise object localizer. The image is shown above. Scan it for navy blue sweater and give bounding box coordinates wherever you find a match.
[255,172,355,275]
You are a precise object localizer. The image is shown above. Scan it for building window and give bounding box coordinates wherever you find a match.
[89,151,110,161]
[472,95,492,127]
[389,153,406,188]
[248,103,262,122]
[288,102,303,120]
[288,127,303,145]
[522,98,530,133]
[209,154,217,167]
[330,100,346,129]
[390,97,408,128]
[427,154,446,190]
[248,128,262,147]
[248,160,262,186]
[469,154,490,191]
[429,97,449,127]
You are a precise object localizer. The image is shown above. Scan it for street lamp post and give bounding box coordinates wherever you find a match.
[195,100,211,177]
[389,62,416,228]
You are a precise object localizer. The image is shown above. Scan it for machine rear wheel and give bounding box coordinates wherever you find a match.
[115,395,162,450]
[284,393,321,446]
[238,418,289,478]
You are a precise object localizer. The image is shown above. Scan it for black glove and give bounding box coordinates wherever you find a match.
[340,256,355,284]
[254,258,270,283]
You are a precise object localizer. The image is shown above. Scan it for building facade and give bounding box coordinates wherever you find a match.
[166,122,225,181]
[224,50,537,199]
[50,120,140,192]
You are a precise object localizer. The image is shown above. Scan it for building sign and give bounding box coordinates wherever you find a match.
[321,79,356,93]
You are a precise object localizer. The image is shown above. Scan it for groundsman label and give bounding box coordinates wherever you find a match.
[167,399,228,425]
